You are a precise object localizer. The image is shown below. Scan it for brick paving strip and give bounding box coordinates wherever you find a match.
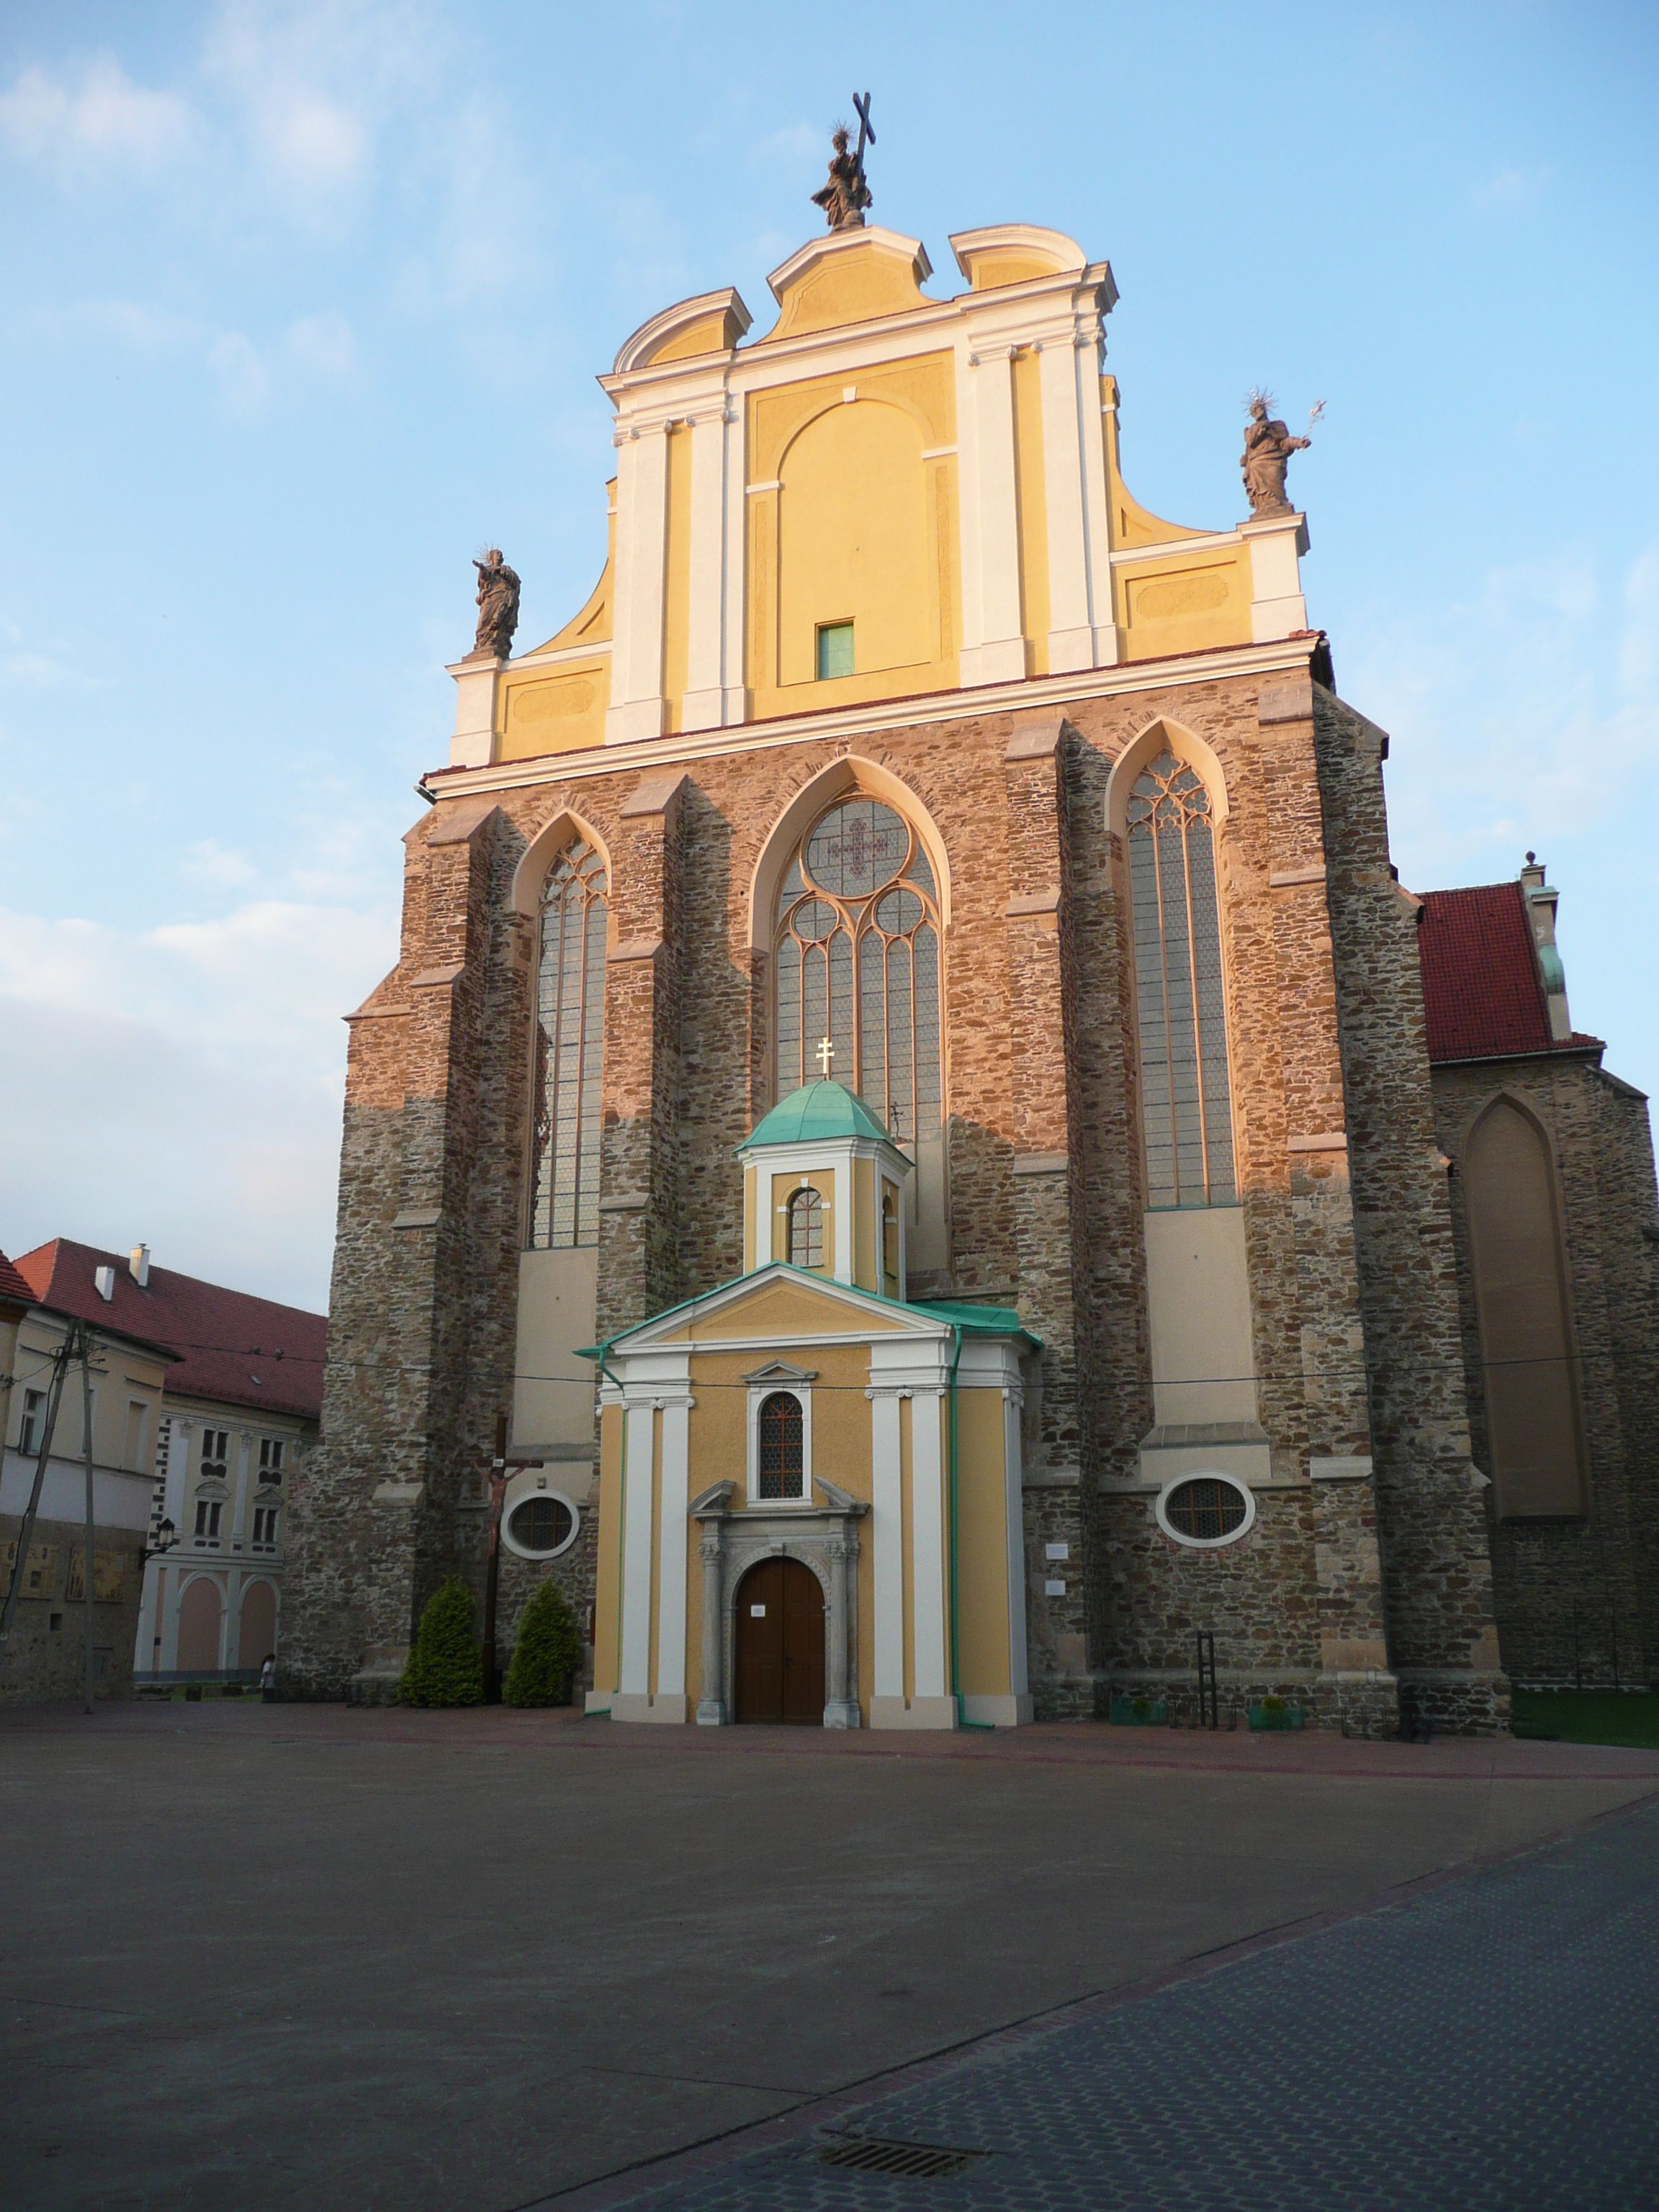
[534,1789,1659,2212]
[22,1701,1659,1786]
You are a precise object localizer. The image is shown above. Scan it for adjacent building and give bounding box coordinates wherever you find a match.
[6,1241,325,1689]
[1,1247,171,1701]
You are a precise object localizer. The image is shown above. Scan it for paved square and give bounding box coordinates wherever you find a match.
[1,1704,1653,2211]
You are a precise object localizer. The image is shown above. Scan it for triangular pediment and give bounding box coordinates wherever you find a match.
[608,1264,944,1353]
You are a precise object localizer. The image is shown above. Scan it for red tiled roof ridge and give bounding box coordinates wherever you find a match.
[0,1249,35,1308]
[10,1238,325,1421]
[1413,878,1583,1066]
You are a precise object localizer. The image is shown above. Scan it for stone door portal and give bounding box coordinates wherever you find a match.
[733,1557,825,1723]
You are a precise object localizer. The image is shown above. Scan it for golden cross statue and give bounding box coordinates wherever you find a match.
[816,1035,836,1078]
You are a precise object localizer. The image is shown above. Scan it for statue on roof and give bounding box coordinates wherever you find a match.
[812,93,874,231]
[470,548,521,660]
[1241,392,1323,518]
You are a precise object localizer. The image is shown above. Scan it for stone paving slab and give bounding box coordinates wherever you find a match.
[601,1797,1659,2211]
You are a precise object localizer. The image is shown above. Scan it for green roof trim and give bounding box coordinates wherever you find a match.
[573,1265,1040,1356]
[739,1079,895,1151]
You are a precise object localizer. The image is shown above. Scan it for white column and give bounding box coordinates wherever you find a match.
[868,1388,905,1701]
[606,423,670,744]
[618,1401,656,1696]
[158,1563,181,1673]
[909,1388,950,1704]
[956,346,1026,686]
[680,403,742,733]
[1040,329,1112,672]
[654,1398,691,1710]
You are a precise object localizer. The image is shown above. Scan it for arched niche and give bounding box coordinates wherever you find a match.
[775,397,934,687]
[746,756,952,956]
[1461,1092,1587,1518]
[1105,716,1232,842]
[510,809,614,930]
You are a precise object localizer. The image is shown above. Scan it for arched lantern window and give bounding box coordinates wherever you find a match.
[787,1187,824,1270]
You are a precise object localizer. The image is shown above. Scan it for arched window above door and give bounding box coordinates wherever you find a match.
[1125,749,1236,1208]
[757,1392,804,1501]
[531,840,608,1248]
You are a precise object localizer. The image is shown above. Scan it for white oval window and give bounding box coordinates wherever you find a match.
[503,1492,579,1560]
[1155,1473,1255,1550]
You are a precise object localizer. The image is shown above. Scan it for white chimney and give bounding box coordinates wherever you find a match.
[130,1244,150,1288]
[94,1265,116,1302]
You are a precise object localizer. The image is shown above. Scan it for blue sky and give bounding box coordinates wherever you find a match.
[1,0,1655,1310]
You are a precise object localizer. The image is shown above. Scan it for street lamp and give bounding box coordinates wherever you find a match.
[142,1518,179,1564]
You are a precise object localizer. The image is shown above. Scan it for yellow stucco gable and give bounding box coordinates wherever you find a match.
[652,1275,915,1346]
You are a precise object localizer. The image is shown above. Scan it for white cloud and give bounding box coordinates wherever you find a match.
[181,840,259,889]
[0,53,199,177]
[207,328,271,415]
[1345,543,1659,886]
[285,310,357,377]
[0,894,396,1309]
[1470,165,1550,215]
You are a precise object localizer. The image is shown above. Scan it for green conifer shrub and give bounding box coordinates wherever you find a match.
[397,1578,485,1707]
[503,1578,583,1707]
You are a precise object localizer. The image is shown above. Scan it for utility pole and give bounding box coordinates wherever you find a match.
[81,1333,96,1715]
[0,1321,83,1660]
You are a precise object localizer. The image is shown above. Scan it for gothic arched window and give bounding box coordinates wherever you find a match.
[758,1392,804,1500]
[773,796,942,1144]
[1126,750,1236,1208]
[787,1187,824,1269]
[531,840,607,1247]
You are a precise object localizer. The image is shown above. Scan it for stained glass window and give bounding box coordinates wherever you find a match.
[1126,750,1236,1208]
[758,1391,804,1499]
[773,796,942,1145]
[531,840,608,1247]
[788,1187,824,1269]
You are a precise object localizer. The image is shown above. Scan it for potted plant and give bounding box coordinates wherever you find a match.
[1248,1692,1305,1731]
[1108,1692,1168,1726]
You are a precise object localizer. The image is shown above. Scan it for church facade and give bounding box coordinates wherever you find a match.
[283,212,1659,1732]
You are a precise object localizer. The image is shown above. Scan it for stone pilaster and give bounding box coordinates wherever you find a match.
[597,772,687,1338]
[1316,688,1508,1734]
[1002,709,1094,1714]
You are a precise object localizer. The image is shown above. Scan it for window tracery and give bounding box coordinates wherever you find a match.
[1126,749,1236,1208]
[773,796,942,1145]
[531,840,608,1248]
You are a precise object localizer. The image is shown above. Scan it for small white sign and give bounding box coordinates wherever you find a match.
[1044,1578,1066,1597]
[750,1604,767,1617]
[1045,1542,1069,1560]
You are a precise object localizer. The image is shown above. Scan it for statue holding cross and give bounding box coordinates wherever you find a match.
[811,94,874,231]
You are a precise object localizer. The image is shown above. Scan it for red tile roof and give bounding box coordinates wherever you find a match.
[11,1241,325,1421]
[1416,881,1600,1064]
[0,1249,35,1311]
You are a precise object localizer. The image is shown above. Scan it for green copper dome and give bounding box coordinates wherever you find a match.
[741,1080,895,1149]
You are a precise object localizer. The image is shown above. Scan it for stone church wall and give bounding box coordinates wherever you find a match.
[286,656,1509,1730]
[1314,689,1509,1734]
[1431,1051,1659,1690]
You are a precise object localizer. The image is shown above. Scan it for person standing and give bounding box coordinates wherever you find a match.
[259,1653,276,1703]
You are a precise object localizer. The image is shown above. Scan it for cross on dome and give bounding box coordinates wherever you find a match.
[816,1036,836,1077]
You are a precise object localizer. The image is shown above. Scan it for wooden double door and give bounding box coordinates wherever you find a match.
[733,1556,825,1724]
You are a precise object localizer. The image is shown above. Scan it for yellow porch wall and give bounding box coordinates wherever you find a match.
[955,1387,1013,1699]
[593,1404,624,1694]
